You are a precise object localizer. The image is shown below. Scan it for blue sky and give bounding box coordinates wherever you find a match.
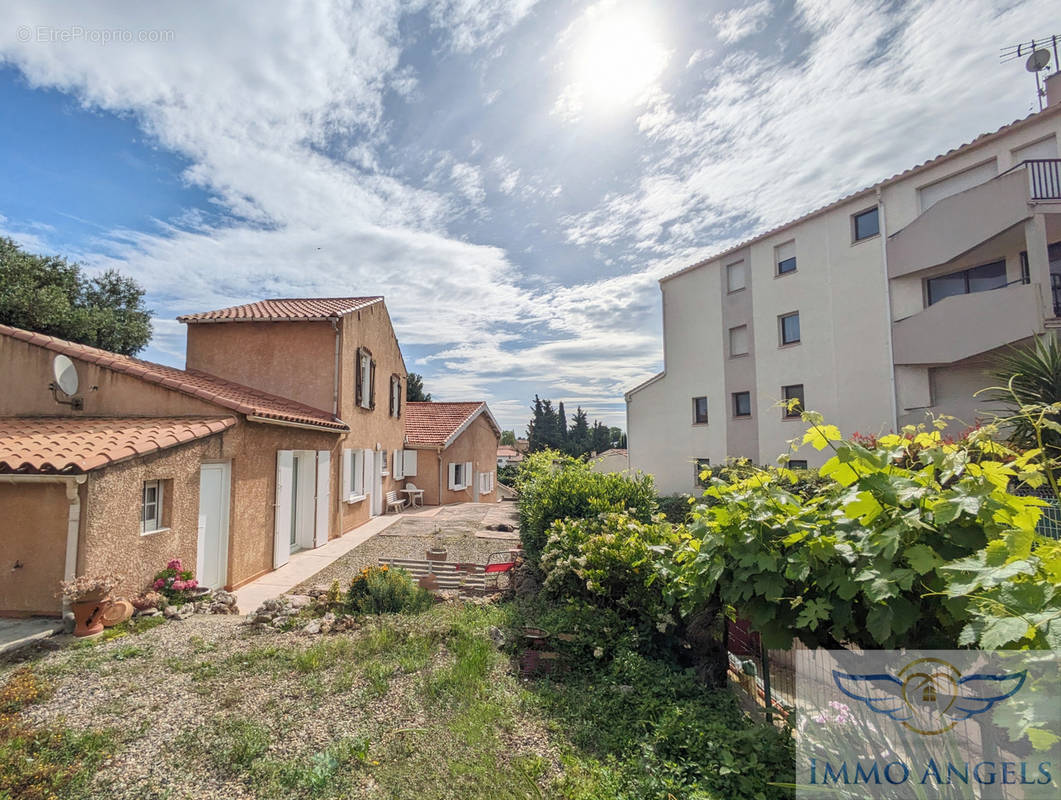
[0,0,1054,432]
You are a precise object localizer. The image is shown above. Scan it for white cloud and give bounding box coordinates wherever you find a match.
[713,1,773,44]
[563,0,1054,258]
[449,161,487,205]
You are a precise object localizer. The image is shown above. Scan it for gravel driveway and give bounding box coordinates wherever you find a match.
[292,502,520,593]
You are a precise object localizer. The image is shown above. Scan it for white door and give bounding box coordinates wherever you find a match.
[291,451,317,553]
[274,450,294,568]
[371,450,384,517]
[197,463,231,590]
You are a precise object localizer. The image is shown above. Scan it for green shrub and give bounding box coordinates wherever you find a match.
[541,512,681,649]
[679,415,1058,649]
[346,566,433,616]
[656,493,693,523]
[516,450,657,568]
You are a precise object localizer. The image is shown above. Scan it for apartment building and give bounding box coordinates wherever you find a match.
[627,73,1061,495]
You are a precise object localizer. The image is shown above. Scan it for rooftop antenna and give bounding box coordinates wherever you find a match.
[1001,34,1059,111]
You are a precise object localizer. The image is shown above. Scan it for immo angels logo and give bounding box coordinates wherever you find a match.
[833,657,1027,736]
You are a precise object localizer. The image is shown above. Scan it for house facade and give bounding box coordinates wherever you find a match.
[628,73,1061,494]
[404,402,501,507]
[0,297,489,616]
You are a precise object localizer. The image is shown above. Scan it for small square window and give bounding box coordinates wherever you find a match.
[695,458,711,487]
[726,260,746,292]
[776,241,796,275]
[729,325,749,357]
[779,312,800,345]
[141,479,166,534]
[733,391,752,418]
[853,207,880,241]
[782,384,804,418]
[788,459,809,470]
[692,396,709,425]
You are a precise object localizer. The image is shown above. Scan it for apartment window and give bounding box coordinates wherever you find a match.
[852,207,880,242]
[692,396,709,425]
[380,449,388,475]
[343,449,366,500]
[726,260,746,292]
[733,391,752,418]
[1020,251,1030,285]
[141,480,165,534]
[926,260,1006,306]
[788,459,809,470]
[356,347,376,409]
[695,458,711,487]
[776,241,796,275]
[390,374,402,418]
[779,311,801,345]
[782,384,805,418]
[729,324,749,357]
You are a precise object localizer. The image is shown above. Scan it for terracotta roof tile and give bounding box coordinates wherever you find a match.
[405,402,499,448]
[0,417,237,474]
[0,324,348,431]
[178,297,382,323]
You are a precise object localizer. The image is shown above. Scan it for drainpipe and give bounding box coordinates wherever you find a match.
[331,318,341,417]
[437,447,443,506]
[0,474,87,614]
[877,187,900,432]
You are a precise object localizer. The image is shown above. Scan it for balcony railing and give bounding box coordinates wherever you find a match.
[1003,158,1061,200]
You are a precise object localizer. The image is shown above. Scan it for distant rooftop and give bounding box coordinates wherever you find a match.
[178,297,383,323]
[405,401,499,448]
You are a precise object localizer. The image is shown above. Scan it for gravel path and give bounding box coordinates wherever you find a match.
[292,502,520,593]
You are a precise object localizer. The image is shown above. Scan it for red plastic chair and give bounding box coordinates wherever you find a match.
[483,550,521,590]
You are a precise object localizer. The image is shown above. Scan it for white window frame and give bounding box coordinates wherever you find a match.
[729,324,749,358]
[343,449,366,503]
[725,259,746,293]
[141,479,164,534]
[380,449,389,476]
[449,461,469,490]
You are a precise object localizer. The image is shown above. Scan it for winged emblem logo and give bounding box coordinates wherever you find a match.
[833,657,1026,735]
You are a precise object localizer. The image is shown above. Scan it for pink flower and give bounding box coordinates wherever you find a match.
[187,579,198,588]
[166,559,182,571]
[153,579,165,589]
[172,580,186,591]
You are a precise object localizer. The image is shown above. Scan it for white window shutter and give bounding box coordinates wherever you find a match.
[273,450,293,568]
[362,449,373,496]
[403,450,417,477]
[448,462,457,490]
[393,449,403,480]
[314,450,330,547]
[465,462,472,490]
[342,449,352,500]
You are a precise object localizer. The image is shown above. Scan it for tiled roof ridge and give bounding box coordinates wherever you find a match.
[178,297,383,323]
[0,324,347,431]
[661,102,1061,283]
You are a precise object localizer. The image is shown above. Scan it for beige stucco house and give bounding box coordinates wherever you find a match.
[0,297,496,616]
[628,73,1061,494]
[403,402,501,507]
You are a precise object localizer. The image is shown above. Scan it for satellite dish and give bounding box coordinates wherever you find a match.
[1026,49,1052,72]
[52,354,79,396]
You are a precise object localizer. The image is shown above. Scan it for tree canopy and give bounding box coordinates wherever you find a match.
[0,237,153,355]
[406,372,431,402]
[526,395,625,457]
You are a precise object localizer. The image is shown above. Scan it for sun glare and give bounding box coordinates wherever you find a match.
[568,7,669,112]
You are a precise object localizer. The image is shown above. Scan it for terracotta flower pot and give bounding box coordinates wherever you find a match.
[72,594,110,638]
[426,546,447,562]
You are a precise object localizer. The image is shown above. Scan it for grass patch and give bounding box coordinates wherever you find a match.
[0,668,116,800]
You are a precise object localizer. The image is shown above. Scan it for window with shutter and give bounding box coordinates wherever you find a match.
[358,349,373,409]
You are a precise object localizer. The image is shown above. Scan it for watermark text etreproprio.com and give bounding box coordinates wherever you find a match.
[16,26,175,45]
